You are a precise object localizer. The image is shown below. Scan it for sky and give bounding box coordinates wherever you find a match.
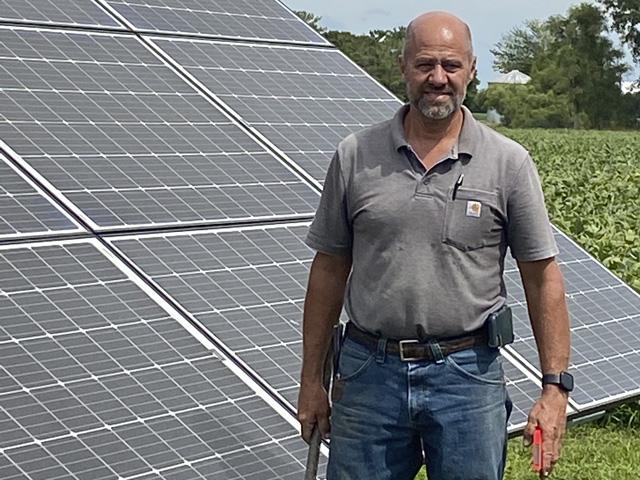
[284,0,637,87]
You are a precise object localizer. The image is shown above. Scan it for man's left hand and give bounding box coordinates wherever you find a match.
[523,386,569,478]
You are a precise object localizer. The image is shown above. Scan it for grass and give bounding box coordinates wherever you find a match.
[472,112,488,122]
[414,402,640,479]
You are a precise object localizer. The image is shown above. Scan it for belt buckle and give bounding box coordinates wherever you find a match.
[398,339,422,362]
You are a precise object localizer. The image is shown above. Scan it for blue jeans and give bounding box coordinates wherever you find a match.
[327,334,512,480]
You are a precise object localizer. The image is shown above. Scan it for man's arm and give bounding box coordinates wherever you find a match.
[298,251,352,443]
[518,257,570,478]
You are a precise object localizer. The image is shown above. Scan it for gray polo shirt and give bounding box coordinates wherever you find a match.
[306,105,558,339]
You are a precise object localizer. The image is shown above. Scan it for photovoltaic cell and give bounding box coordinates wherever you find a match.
[504,227,640,410]
[0,240,324,479]
[104,0,329,45]
[0,0,123,29]
[151,37,400,182]
[0,26,319,230]
[0,153,82,239]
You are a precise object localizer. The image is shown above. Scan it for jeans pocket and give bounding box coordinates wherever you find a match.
[445,346,505,385]
[337,338,375,382]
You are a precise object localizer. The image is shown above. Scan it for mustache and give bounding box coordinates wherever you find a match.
[424,89,453,95]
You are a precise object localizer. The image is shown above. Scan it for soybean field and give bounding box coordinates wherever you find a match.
[507,129,640,293]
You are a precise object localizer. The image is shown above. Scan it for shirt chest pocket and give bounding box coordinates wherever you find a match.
[442,188,503,251]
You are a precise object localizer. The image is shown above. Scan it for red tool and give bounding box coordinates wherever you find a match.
[532,425,543,473]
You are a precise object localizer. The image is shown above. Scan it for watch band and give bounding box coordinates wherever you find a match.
[542,373,562,384]
[542,371,574,392]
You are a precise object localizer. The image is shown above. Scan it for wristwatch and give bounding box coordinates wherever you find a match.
[542,371,574,393]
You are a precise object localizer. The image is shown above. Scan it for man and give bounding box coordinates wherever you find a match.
[298,11,571,480]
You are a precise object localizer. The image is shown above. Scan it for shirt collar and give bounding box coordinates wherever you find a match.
[390,104,480,159]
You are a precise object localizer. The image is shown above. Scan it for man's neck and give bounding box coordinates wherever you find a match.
[404,106,464,143]
[403,106,464,168]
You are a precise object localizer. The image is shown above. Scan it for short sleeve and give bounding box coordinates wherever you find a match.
[305,151,352,256]
[507,155,559,261]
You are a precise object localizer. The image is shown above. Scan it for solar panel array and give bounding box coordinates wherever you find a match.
[0,240,317,479]
[1,0,639,478]
[0,27,318,230]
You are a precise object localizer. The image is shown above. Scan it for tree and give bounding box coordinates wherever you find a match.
[463,76,482,112]
[491,20,550,75]
[599,0,640,64]
[489,3,630,128]
[326,28,408,100]
[531,4,628,128]
[294,10,326,34]
[481,84,574,128]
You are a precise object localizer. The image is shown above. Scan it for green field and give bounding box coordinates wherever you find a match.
[507,129,640,292]
[417,128,640,479]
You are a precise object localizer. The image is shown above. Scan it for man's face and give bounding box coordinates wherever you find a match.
[401,26,476,120]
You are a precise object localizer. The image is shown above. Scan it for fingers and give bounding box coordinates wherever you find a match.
[523,408,539,447]
[317,412,331,440]
[297,383,331,444]
[299,412,331,444]
[522,422,534,447]
[299,416,316,444]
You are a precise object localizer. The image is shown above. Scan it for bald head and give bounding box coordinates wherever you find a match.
[402,11,474,62]
[399,11,476,121]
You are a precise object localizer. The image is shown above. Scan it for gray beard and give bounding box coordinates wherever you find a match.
[416,94,463,120]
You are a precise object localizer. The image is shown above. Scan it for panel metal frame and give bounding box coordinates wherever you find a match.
[0,151,85,240]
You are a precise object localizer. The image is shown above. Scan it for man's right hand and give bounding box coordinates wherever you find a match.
[297,380,331,443]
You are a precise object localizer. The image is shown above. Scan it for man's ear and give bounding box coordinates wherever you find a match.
[469,56,477,83]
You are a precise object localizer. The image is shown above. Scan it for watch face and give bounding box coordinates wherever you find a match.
[560,372,574,392]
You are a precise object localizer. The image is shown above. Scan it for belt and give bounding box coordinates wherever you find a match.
[345,322,488,362]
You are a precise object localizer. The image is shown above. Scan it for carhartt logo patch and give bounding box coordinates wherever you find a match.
[466,201,482,218]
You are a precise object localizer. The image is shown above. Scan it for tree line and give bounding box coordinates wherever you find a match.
[297,1,639,129]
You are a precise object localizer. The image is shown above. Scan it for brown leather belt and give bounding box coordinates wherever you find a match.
[345,322,488,362]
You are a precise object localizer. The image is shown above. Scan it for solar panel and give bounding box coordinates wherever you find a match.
[0,26,319,231]
[0,0,123,29]
[102,0,329,45]
[0,239,323,479]
[504,227,640,411]
[150,37,400,182]
[0,152,83,239]
[110,223,311,405]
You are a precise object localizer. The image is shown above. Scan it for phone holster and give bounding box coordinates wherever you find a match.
[486,305,514,348]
